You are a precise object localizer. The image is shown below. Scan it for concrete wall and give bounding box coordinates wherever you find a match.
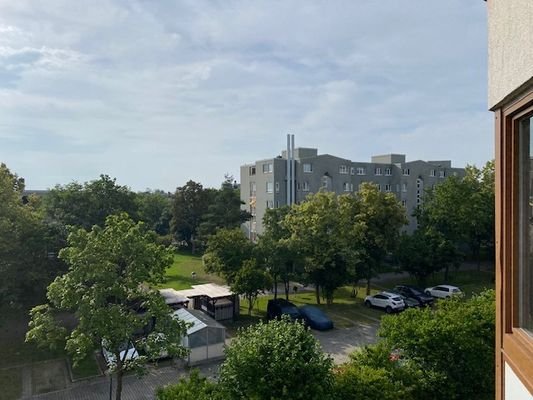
[488,0,533,108]
[505,363,533,400]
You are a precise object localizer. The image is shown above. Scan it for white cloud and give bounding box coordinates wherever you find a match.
[0,0,491,191]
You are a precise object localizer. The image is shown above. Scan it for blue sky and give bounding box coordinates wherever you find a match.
[0,1,491,191]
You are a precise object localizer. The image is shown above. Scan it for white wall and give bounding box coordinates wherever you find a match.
[488,0,533,108]
[505,363,533,400]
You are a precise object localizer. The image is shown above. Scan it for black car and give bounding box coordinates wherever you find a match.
[267,299,302,321]
[298,305,334,330]
[393,285,434,306]
[387,291,421,308]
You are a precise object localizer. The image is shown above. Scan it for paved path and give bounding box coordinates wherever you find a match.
[29,318,378,400]
[30,362,222,400]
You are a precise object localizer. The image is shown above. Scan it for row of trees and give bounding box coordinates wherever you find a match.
[204,184,407,308]
[158,290,496,400]
[399,161,495,285]
[0,164,247,307]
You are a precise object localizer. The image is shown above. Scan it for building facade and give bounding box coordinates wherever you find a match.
[240,143,464,239]
[488,0,533,398]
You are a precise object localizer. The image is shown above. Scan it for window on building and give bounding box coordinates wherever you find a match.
[249,166,256,175]
[266,200,274,209]
[385,167,392,176]
[402,183,407,192]
[396,184,400,192]
[303,163,313,173]
[276,201,280,208]
[385,184,391,192]
[401,200,407,207]
[263,163,273,173]
[343,182,351,192]
[350,167,355,175]
[266,182,273,193]
[439,170,445,178]
[375,167,382,175]
[377,184,381,191]
[430,169,436,177]
[250,182,256,196]
[518,114,533,332]
[302,181,310,192]
[275,182,280,192]
[339,165,348,174]
[453,171,458,177]
[357,167,365,175]
[403,168,410,176]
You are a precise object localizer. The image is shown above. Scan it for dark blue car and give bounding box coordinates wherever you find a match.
[299,305,334,331]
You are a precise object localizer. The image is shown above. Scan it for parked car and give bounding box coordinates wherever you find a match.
[298,305,334,330]
[424,285,463,299]
[101,340,139,368]
[387,291,421,308]
[393,285,434,306]
[267,298,302,321]
[364,291,405,313]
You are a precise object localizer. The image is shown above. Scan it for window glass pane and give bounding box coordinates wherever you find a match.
[519,115,533,333]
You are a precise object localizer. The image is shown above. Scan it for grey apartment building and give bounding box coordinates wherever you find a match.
[240,143,465,239]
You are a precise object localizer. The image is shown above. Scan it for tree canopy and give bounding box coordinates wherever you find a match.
[26,213,188,400]
[219,317,334,400]
[0,163,59,306]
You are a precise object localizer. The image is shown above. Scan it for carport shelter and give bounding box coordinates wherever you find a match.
[172,283,239,321]
[159,288,190,309]
[173,308,226,365]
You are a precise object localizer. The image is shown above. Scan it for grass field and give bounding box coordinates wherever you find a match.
[158,252,225,290]
[160,252,495,334]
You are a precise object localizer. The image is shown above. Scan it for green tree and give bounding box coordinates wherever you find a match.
[219,317,334,400]
[463,161,495,268]
[231,259,272,315]
[377,290,495,400]
[257,206,299,300]
[353,183,407,295]
[157,369,222,400]
[397,229,453,286]
[43,174,137,230]
[170,180,214,253]
[203,228,254,284]
[136,189,172,235]
[335,341,429,400]
[26,214,188,400]
[196,176,251,248]
[0,163,57,306]
[284,192,350,304]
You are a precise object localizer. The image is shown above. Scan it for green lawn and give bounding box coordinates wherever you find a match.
[158,252,225,290]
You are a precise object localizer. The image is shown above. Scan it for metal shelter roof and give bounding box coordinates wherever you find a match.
[173,308,225,335]
[171,283,234,299]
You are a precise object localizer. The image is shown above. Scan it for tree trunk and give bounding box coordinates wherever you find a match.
[351,280,359,298]
[315,284,321,305]
[273,275,278,299]
[366,264,372,295]
[115,362,123,400]
[284,279,290,300]
[248,296,253,315]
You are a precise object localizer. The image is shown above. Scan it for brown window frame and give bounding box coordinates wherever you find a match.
[496,88,533,399]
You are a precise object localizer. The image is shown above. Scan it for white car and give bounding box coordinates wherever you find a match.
[101,340,139,368]
[424,285,463,299]
[364,291,405,313]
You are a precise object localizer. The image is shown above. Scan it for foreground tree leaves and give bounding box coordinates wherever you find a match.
[26,213,188,400]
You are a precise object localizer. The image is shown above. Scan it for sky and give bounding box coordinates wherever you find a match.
[0,1,491,192]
